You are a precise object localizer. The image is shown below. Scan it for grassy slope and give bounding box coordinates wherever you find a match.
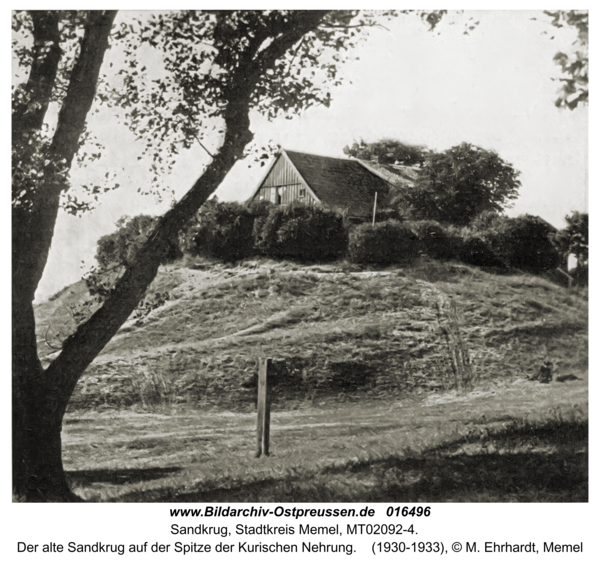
[34,258,588,502]
[35,257,588,411]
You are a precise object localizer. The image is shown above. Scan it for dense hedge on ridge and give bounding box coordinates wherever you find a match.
[347,220,420,264]
[97,204,564,278]
[493,214,562,274]
[180,200,273,262]
[406,220,461,261]
[254,203,348,262]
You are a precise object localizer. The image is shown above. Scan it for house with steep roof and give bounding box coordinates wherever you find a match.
[247,149,418,220]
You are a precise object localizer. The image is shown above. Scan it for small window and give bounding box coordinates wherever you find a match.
[299,188,306,199]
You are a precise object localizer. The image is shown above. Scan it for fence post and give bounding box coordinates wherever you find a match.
[372,191,378,226]
[256,358,272,457]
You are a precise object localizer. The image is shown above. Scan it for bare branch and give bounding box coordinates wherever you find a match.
[320,22,389,31]
[193,133,214,159]
[285,37,305,78]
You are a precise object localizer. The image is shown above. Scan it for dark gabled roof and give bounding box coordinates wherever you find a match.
[284,150,391,217]
[358,160,420,188]
[357,160,421,209]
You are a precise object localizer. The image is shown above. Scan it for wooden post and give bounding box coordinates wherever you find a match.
[557,267,573,289]
[256,358,272,457]
[372,191,378,226]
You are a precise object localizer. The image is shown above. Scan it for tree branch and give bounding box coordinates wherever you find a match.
[193,133,214,159]
[321,22,389,31]
[51,11,118,167]
[240,11,329,88]
[12,11,62,136]
[13,10,117,307]
[284,37,305,78]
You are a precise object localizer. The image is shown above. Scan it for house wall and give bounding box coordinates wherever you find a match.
[253,155,318,205]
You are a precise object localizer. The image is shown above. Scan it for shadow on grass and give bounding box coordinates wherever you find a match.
[107,420,587,502]
[67,466,183,487]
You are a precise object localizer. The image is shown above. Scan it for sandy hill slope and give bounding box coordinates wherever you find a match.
[34,258,588,412]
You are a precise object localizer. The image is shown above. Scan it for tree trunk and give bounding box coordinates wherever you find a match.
[12,301,78,501]
[13,392,77,502]
[12,10,117,501]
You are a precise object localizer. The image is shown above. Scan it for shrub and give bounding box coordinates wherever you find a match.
[458,235,506,269]
[453,214,561,274]
[408,220,461,261]
[494,215,562,274]
[570,264,588,287]
[347,220,419,264]
[96,215,181,269]
[179,198,218,257]
[373,207,405,223]
[179,221,211,257]
[208,202,258,261]
[256,202,347,262]
[558,211,588,269]
[180,200,274,262]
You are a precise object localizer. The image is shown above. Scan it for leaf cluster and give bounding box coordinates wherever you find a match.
[343,138,429,166]
[545,10,588,110]
[408,143,521,226]
[557,211,588,266]
[95,214,182,269]
[11,98,70,215]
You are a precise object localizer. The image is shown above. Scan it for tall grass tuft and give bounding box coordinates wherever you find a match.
[129,364,177,409]
[434,295,475,390]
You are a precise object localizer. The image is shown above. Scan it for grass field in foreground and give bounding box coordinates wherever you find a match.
[64,377,587,502]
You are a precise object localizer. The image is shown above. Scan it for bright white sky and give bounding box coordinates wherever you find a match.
[17,9,588,301]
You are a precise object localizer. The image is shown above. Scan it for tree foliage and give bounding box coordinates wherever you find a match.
[109,10,401,193]
[343,138,429,166]
[558,211,588,267]
[96,215,182,269]
[544,10,588,110]
[407,143,521,226]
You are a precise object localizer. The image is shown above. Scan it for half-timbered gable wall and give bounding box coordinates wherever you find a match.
[253,154,319,206]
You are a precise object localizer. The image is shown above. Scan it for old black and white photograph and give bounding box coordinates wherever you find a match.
[12,5,588,519]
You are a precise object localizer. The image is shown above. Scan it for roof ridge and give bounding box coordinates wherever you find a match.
[283,148,353,162]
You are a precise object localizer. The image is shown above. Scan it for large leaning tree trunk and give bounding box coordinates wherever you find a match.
[13,10,118,502]
[13,10,329,501]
